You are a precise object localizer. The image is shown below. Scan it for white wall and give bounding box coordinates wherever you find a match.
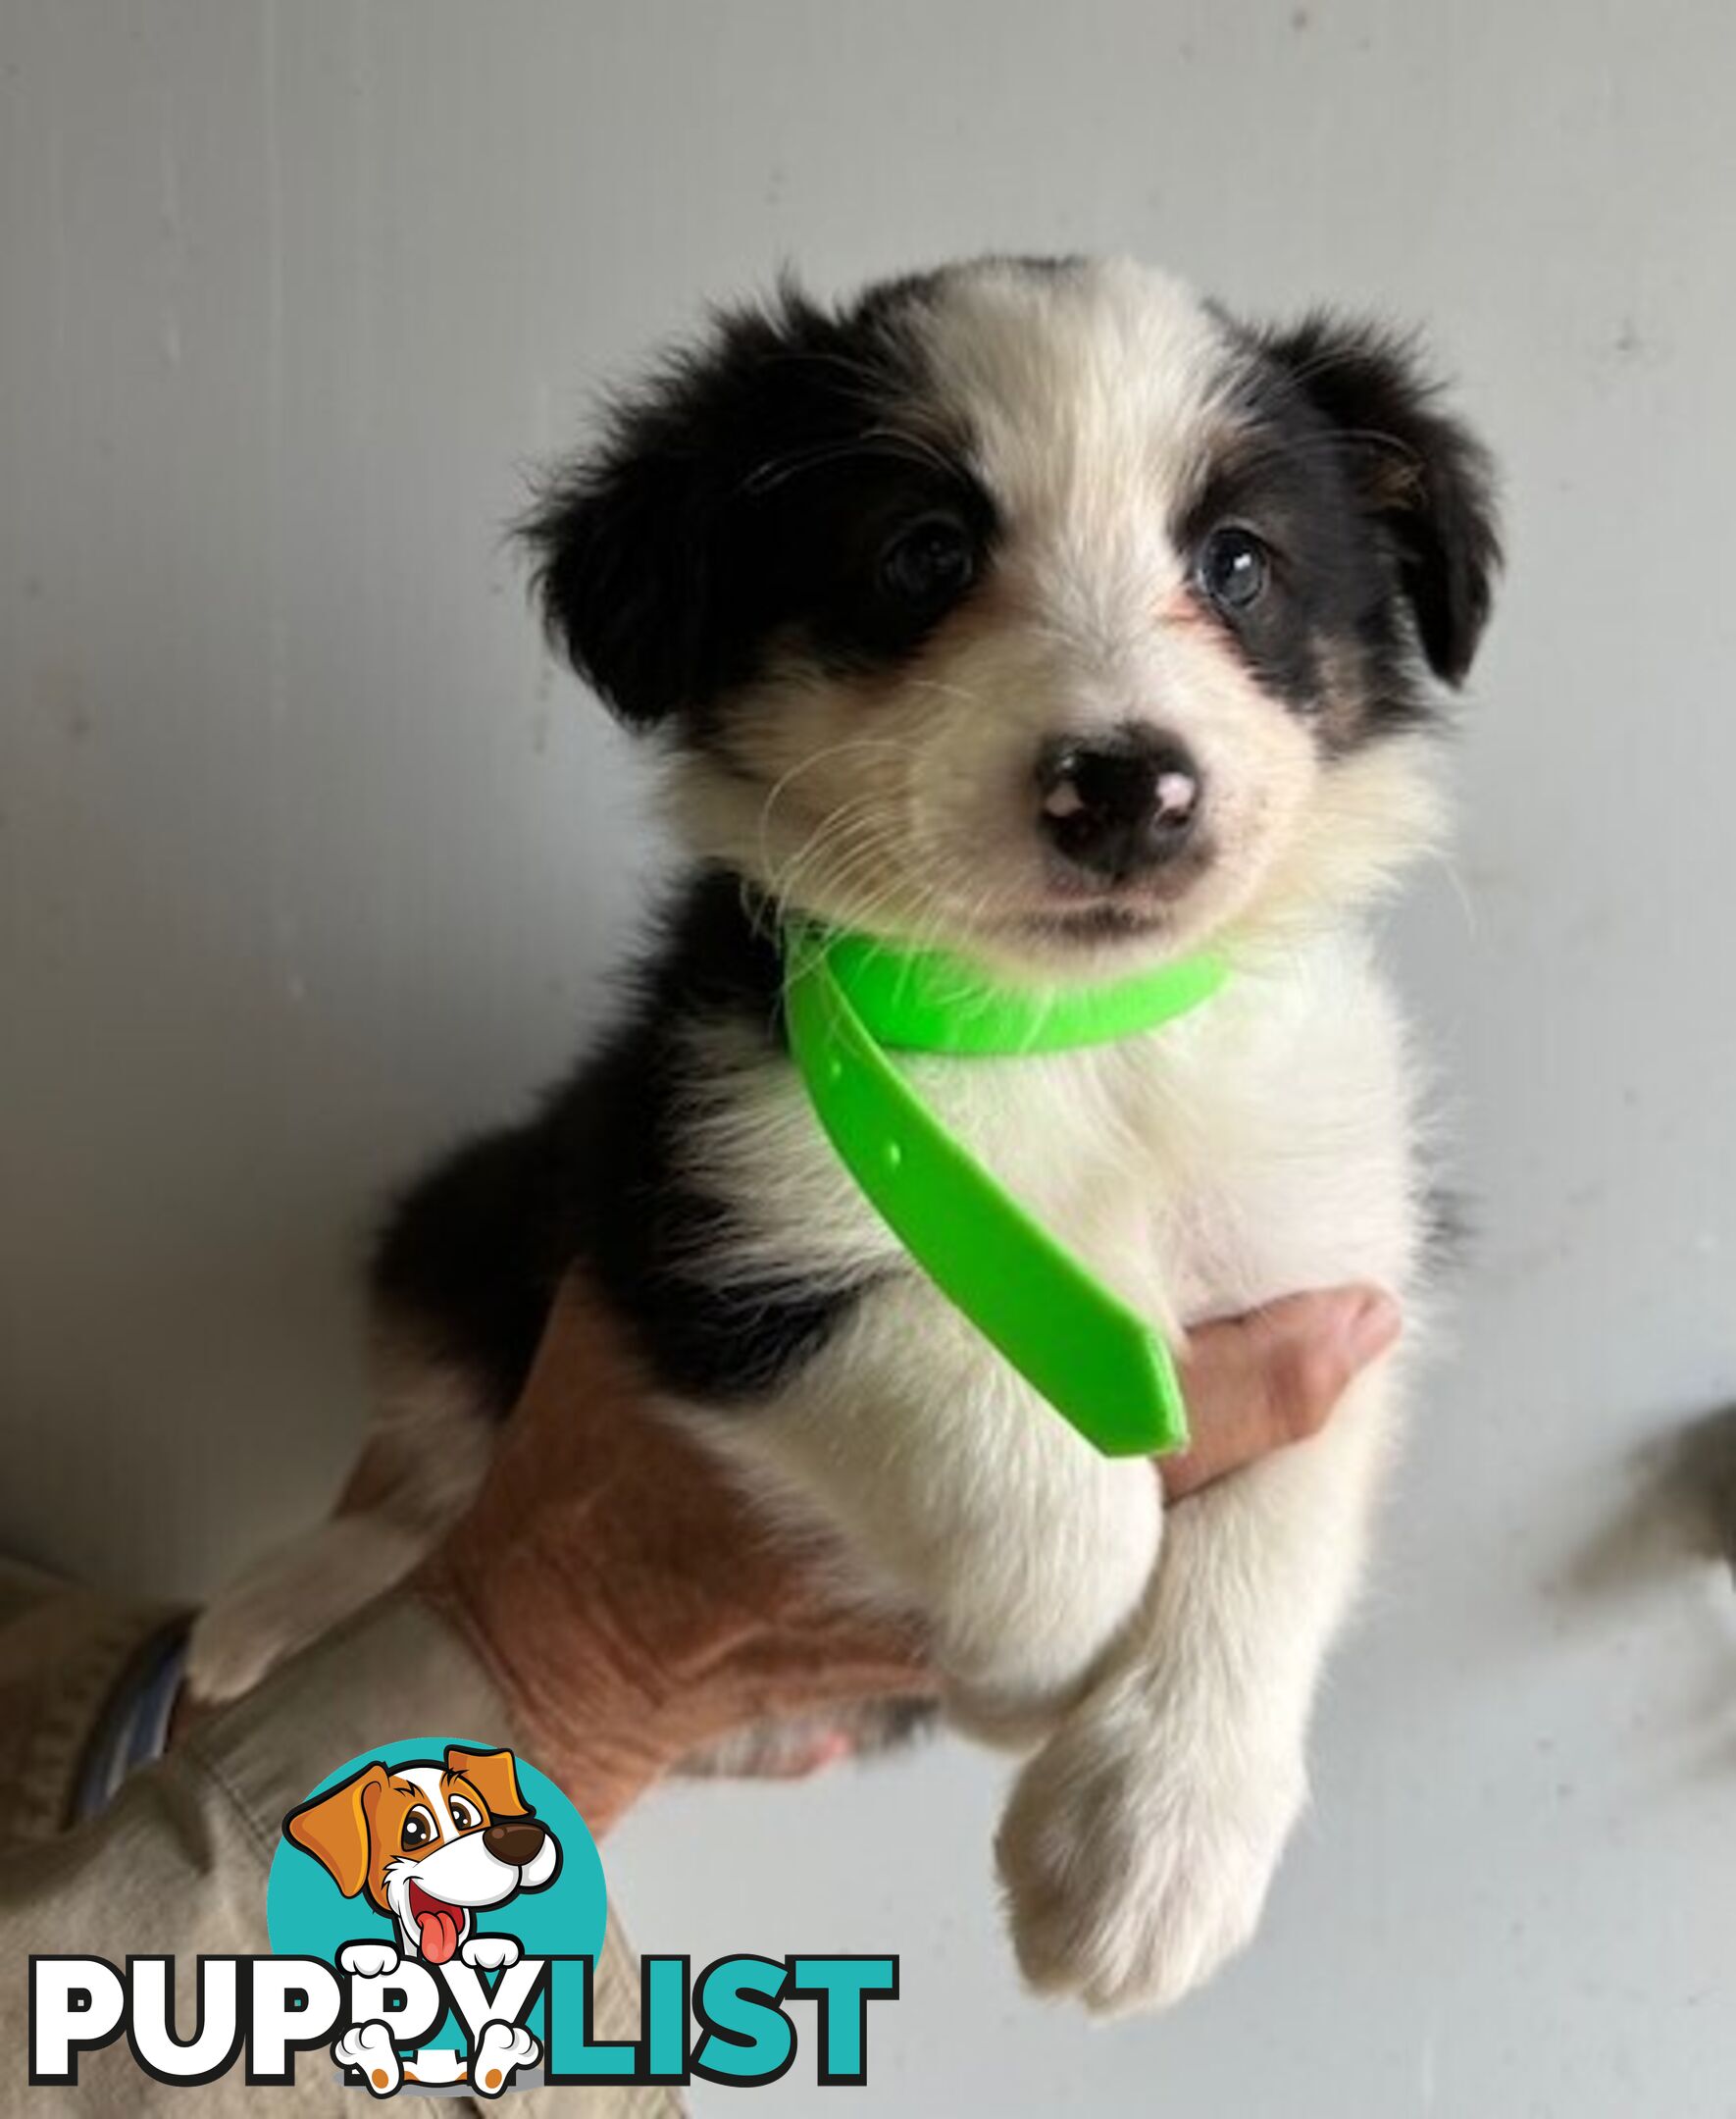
[4,2,1733,2111]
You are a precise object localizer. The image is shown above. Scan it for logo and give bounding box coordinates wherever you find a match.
[29,1735,898,2096]
[270,1736,599,2094]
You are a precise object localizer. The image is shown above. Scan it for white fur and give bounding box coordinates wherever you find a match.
[186,1515,427,1703]
[685,922,1423,2007]
[196,259,1444,2011]
[188,1340,489,1700]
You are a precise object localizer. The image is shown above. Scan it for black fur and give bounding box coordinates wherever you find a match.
[1236,314,1502,701]
[373,870,870,1411]
[521,279,996,736]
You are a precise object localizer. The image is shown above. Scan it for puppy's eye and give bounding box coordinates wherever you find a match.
[877,513,976,609]
[1198,526,1270,612]
[400,1806,437,1851]
[448,1798,481,1833]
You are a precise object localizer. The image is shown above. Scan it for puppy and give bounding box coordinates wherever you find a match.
[197,256,1500,2013]
[285,1744,557,2092]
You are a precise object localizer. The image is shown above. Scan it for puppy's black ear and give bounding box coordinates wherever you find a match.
[1261,316,1503,685]
[522,287,851,729]
[521,396,719,729]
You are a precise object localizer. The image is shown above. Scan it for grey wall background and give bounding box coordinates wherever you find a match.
[4,2,1734,2110]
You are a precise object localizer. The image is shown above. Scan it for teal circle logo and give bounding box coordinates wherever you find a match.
[267,1736,605,2065]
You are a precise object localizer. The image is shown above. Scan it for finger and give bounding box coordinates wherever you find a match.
[1164,1285,1401,1497]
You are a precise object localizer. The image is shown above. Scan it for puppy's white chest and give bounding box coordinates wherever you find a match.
[874,941,1415,1322]
[689,928,1417,1335]
[908,1040,1183,1319]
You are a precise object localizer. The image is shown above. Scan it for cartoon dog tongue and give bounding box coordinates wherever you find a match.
[409,1886,464,1965]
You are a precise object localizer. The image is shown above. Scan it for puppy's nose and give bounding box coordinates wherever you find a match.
[484,1820,546,1867]
[1037,727,1203,881]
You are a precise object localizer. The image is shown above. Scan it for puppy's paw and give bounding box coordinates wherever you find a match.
[996,1704,1305,2015]
[337,1941,400,1980]
[185,1601,292,1705]
[471,2021,539,2097]
[460,1933,521,1972]
[187,1519,423,1703]
[333,2020,401,2097]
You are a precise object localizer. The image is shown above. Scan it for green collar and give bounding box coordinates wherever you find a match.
[782,924,1229,1457]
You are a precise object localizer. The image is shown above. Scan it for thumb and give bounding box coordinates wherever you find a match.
[1164,1285,1402,1498]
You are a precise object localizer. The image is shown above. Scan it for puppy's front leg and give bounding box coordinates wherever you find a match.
[704,1295,1161,1742]
[997,1353,1400,2011]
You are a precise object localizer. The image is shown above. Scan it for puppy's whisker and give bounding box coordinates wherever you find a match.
[755,749,915,892]
[901,675,990,710]
[764,807,910,929]
[756,737,915,828]
[758,792,915,894]
[763,787,906,887]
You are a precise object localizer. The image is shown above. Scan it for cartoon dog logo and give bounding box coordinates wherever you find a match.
[283,1745,560,2095]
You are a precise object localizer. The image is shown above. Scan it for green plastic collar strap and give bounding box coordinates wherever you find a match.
[782,927,1229,1458]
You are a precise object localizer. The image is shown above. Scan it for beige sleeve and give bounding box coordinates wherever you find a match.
[0,1592,683,2117]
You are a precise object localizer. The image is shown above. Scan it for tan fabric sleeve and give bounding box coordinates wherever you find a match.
[0,1585,684,2117]
[0,1557,188,1849]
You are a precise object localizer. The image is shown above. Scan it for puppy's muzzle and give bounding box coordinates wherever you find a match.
[1037,725,1203,883]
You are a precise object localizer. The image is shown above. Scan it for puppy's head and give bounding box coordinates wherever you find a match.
[283,1745,561,1964]
[526,257,1500,974]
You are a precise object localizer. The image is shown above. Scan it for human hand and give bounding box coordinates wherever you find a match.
[413,1274,1400,1831]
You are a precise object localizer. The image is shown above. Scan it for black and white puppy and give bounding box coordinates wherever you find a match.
[192,256,1500,2013]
